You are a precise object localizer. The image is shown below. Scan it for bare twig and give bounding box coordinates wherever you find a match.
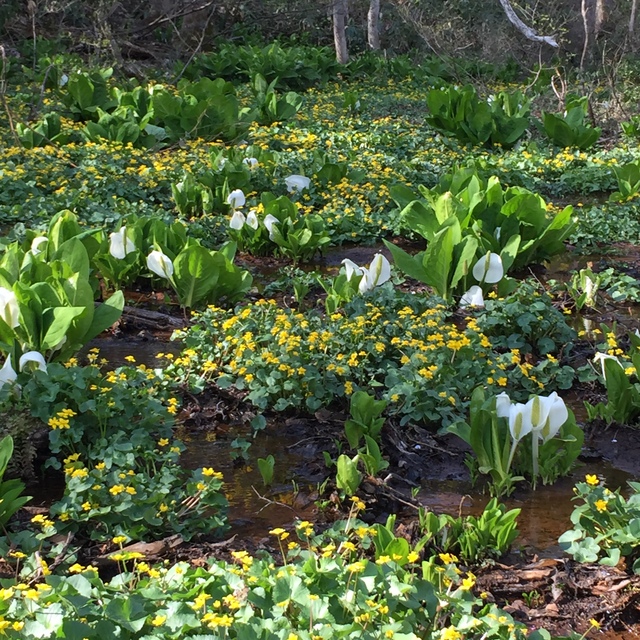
[0,46,21,148]
[173,3,217,84]
[29,63,54,120]
[129,0,216,36]
[251,486,295,514]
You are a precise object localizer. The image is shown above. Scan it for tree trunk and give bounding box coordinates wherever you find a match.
[631,0,638,47]
[368,0,381,50]
[333,0,349,64]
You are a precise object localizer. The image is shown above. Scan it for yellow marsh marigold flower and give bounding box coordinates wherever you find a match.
[441,626,462,640]
[151,615,167,626]
[438,552,458,564]
[585,474,599,486]
[594,499,608,513]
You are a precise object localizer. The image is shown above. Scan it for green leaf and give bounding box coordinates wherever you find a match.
[83,291,124,343]
[383,240,430,284]
[41,306,86,351]
[257,455,275,486]
[336,454,361,496]
[174,245,220,308]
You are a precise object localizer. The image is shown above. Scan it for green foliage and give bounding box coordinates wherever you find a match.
[541,96,600,150]
[16,113,69,148]
[344,390,387,449]
[319,268,361,314]
[171,241,253,308]
[175,289,574,426]
[448,387,582,497]
[384,215,479,301]
[474,281,577,355]
[0,516,544,640]
[336,453,362,495]
[251,74,303,125]
[559,476,640,573]
[417,498,520,563]
[585,327,640,425]
[52,454,227,541]
[257,454,275,486]
[426,85,530,148]
[448,389,524,497]
[610,159,640,202]
[566,268,600,310]
[151,78,253,142]
[10,360,229,542]
[387,167,574,294]
[0,211,124,361]
[81,106,164,148]
[185,42,339,91]
[256,193,330,263]
[0,435,30,528]
[64,68,116,120]
[621,115,640,139]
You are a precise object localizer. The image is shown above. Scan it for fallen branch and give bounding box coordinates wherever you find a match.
[498,0,558,48]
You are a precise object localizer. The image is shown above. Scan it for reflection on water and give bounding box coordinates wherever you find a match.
[81,336,182,369]
[182,424,636,554]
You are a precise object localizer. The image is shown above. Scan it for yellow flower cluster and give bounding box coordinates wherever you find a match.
[48,407,77,430]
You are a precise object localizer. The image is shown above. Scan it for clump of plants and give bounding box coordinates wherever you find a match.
[2,357,228,542]
[585,325,640,425]
[172,287,575,426]
[473,281,576,356]
[449,387,583,497]
[559,475,640,573]
[426,85,530,148]
[418,498,520,563]
[0,513,549,640]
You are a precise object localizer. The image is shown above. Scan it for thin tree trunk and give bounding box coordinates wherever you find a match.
[630,0,638,45]
[581,0,590,70]
[595,0,606,35]
[497,0,558,47]
[368,0,381,50]
[333,0,349,64]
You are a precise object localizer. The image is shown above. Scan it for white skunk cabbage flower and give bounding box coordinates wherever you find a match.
[359,254,391,293]
[342,255,391,293]
[229,210,246,230]
[472,252,504,284]
[341,258,364,281]
[31,236,48,256]
[19,351,47,373]
[246,210,259,230]
[226,189,246,209]
[460,285,484,308]
[147,250,174,279]
[263,214,280,240]
[0,356,17,386]
[0,288,20,329]
[495,392,511,418]
[593,351,623,380]
[109,226,136,260]
[284,175,311,193]
[508,402,533,442]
